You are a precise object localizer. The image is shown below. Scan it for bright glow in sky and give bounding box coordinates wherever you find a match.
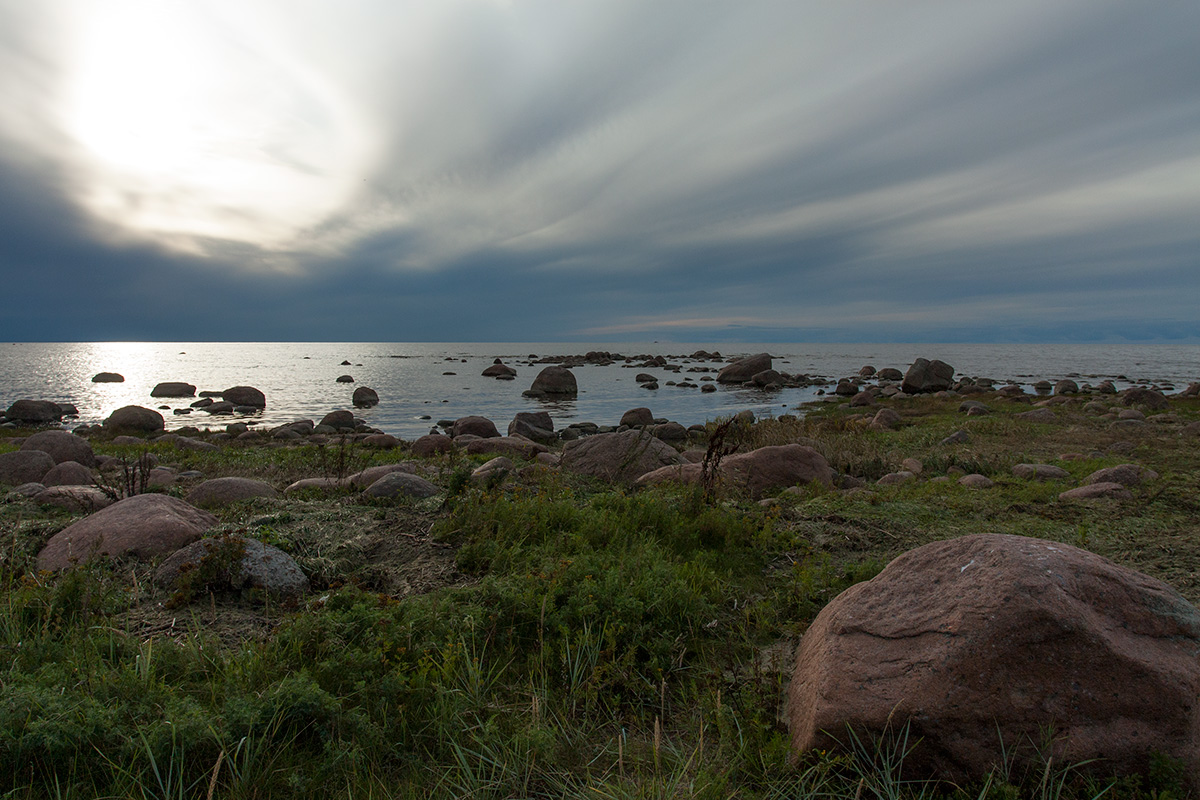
[0,0,1198,341]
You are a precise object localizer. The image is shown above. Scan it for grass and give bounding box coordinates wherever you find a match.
[0,392,1198,797]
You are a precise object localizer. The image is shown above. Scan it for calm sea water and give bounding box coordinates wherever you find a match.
[1,342,1196,439]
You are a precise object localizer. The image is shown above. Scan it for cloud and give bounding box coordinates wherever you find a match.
[0,0,1198,341]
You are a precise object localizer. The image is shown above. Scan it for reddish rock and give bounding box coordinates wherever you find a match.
[452,416,501,439]
[361,433,398,448]
[362,472,439,499]
[958,474,994,489]
[41,461,96,487]
[1059,482,1133,501]
[876,470,915,486]
[1120,387,1169,410]
[20,430,97,467]
[412,434,454,457]
[1012,463,1070,481]
[787,533,1200,786]
[37,494,217,570]
[562,429,686,485]
[870,408,902,431]
[346,463,419,488]
[465,435,548,460]
[1014,408,1056,423]
[637,444,832,498]
[1084,464,1158,486]
[186,477,280,508]
[619,407,655,427]
[0,450,56,485]
[34,486,114,513]
[104,405,165,434]
[283,477,345,495]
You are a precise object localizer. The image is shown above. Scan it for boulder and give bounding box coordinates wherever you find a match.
[154,535,309,599]
[319,410,357,430]
[717,353,772,384]
[1014,408,1056,423]
[465,435,548,460]
[0,450,56,485]
[482,363,517,378]
[651,422,689,443]
[877,368,904,381]
[4,482,45,500]
[1012,463,1070,481]
[472,456,514,481]
[876,470,915,486]
[526,366,578,397]
[37,494,217,570]
[508,411,556,444]
[1059,482,1133,501]
[452,415,501,439]
[1083,464,1158,487]
[186,477,280,508]
[91,372,125,383]
[1120,388,1169,410]
[41,461,96,487]
[346,463,419,489]
[753,369,784,388]
[33,486,114,513]
[151,382,196,397]
[20,430,97,467]
[5,399,63,424]
[940,430,970,445]
[958,474,994,489]
[336,375,355,383]
[787,533,1200,786]
[284,477,345,496]
[362,433,398,448]
[901,358,955,394]
[637,444,833,499]
[869,408,902,431]
[1053,379,1079,395]
[223,386,266,407]
[104,405,165,434]
[351,387,380,408]
[412,434,454,457]
[362,472,439,500]
[561,429,686,485]
[619,407,655,428]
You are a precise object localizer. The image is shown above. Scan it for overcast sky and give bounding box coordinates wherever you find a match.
[1,0,1198,343]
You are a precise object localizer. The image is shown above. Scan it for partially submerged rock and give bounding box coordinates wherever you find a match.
[901,358,954,394]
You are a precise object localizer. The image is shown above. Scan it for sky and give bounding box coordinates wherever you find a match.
[1,0,1198,343]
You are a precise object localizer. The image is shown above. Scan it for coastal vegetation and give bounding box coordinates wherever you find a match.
[1,387,1199,798]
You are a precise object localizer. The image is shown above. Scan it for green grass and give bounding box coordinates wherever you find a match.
[1,396,1198,797]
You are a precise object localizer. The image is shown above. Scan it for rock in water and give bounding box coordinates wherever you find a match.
[223,386,266,408]
[151,382,196,397]
[716,353,772,384]
[787,533,1200,786]
[900,358,955,394]
[352,386,380,407]
[525,366,578,397]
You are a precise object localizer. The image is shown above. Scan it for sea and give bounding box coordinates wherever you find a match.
[2,342,1197,439]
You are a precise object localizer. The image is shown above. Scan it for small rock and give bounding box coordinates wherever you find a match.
[362,472,439,500]
[1012,463,1070,481]
[1059,482,1133,501]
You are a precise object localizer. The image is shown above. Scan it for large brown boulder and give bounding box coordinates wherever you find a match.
[352,386,379,407]
[186,477,280,508]
[717,353,772,384]
[637,444,833,498]
[37,494,217,570]
[41,461,96,487]
[561,429,686,485]
[223,386,266,408]
[104,405,165,434]
[508,411,555,443]
[787,533,1200,786]
[411,434,454,457]
[1120,387,1169,410]
[0,450,56,485]
[619,407,655,427]
[901,358,955,394]
[452,416,501,438]
[526,366,578,397]
[21,430,97,467]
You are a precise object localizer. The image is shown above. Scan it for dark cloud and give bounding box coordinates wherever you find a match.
[0,0,1198,342]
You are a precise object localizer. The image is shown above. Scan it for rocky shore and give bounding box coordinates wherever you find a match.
[3,353,1200,794]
